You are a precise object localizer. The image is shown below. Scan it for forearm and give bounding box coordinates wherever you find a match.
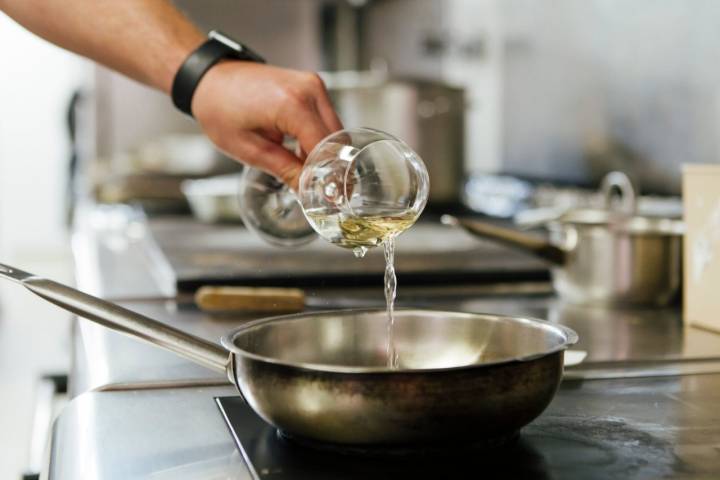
[0,0,343,186]
[0,0,204,93]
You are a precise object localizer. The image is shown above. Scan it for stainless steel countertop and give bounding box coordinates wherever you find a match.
[70,291,720,395]
[47,386,247,480]
[46,375,720,479]
[69,204,720,395]
[48,204,720,479]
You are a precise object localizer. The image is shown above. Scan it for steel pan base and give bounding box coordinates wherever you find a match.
[276,429,520,457]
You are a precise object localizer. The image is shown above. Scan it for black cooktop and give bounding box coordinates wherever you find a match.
[215,378,694,480]
[148,217,549,291]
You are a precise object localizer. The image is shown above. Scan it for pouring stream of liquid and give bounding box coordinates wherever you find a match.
[384,237,399,368]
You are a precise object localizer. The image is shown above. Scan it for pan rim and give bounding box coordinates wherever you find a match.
[220,308,578,374]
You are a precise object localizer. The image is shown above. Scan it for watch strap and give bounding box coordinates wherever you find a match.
[171,30,265,116]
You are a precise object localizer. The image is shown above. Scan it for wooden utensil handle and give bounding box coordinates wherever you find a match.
[195,286,305,313]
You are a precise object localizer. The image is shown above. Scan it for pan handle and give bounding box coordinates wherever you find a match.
[0,263,231,376]
[441,215,567,266]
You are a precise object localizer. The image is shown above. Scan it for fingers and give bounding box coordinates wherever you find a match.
[314,84,344,132]
[282,102,331,160]
[276,73,343,159]
[193,64,345,190]
[229,131,304,190]
[258,128,284,144]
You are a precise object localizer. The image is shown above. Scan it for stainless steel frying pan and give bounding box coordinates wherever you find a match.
[0,262,577,446]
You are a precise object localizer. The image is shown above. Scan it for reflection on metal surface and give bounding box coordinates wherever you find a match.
[226,310,573,445]
[401,343,484,369]
[565,359,720,381]
[564,350,587,367]
[73,203,175,298]
[48,387,248,480]
[97,378,230,392]
[225,310,574,371]
[74,392,101,480]
[147,451,246,480]
[549,301,684,360]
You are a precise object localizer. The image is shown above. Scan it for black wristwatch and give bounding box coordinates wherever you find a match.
[171,30,265,117]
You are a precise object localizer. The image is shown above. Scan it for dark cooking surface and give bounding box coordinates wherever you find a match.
[217,373,720,479]
[146,216,549,290]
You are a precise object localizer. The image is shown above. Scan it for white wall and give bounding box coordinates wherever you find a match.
[443,0,504,174]
[0,13,90,260]
[364,0,504,174]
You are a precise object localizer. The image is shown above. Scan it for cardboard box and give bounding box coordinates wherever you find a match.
[683,164,720,333]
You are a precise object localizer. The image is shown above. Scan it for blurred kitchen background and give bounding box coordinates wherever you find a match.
[1,0,720,476]
[0,0,720,478]
[4,0,718,260]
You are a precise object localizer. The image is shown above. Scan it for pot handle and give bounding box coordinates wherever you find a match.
[441,215,566,266]
[0,263,231,376]
[600,171,636,214]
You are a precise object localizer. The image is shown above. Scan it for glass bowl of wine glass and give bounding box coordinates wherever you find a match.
[239,127,429,254]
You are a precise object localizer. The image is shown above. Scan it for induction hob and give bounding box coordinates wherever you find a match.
[215,392,681,480]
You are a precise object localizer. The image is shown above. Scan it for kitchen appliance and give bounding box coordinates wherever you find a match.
[144,214,550,292]
[0,262,576,446]
[322,71,465,208]
[214,391,688,479]
[443,173,684,306]
[216,395,530,478]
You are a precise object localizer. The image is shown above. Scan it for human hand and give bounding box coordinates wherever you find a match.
[191,62,343,189]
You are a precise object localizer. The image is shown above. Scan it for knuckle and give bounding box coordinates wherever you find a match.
[284,87,311,109]
[256,141,277,158]
[207,133,231,155]
[305,72,325,90]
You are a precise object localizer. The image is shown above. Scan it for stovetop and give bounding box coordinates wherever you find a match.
[215,386,698,480]
[147,216,549,291]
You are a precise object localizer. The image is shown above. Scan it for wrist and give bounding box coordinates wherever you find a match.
[170,31,265,117]
[158,30,206,94]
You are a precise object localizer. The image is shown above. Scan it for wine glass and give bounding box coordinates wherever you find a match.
[238,127,429,254]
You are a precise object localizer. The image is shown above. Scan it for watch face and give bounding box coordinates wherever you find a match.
[209,30,240,52]
[208,30,265,63]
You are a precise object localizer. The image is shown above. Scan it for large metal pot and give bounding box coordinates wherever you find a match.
[322,71,465,207]
[444,175,684,307]
[0,263,576,446]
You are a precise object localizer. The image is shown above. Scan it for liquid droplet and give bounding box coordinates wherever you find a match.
[353,246,368,258]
